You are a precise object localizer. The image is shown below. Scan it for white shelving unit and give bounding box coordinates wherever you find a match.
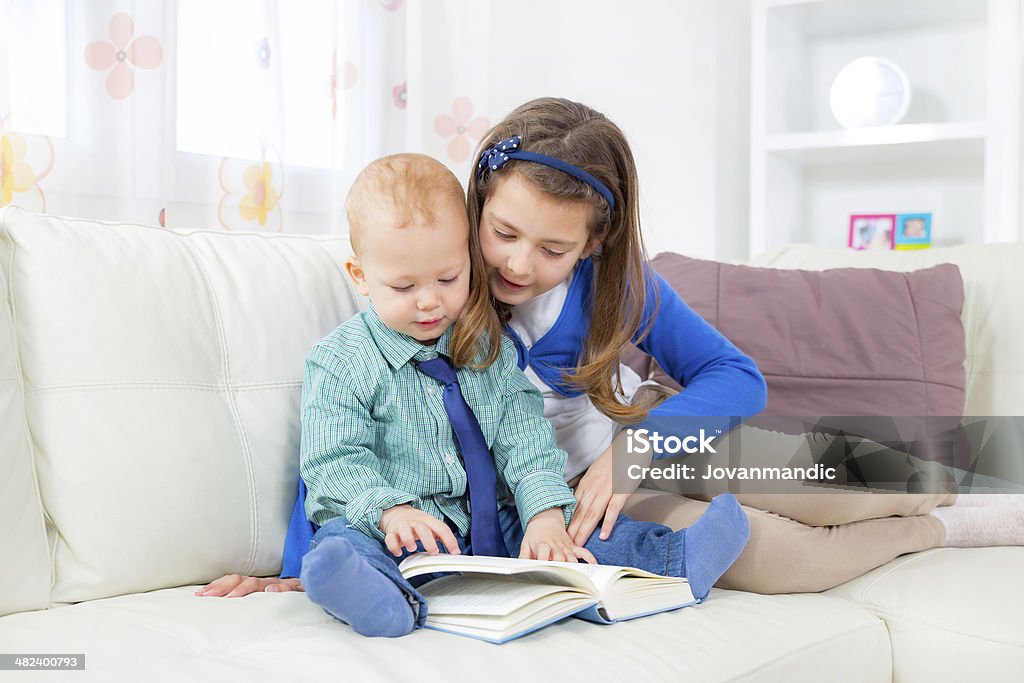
[749,0,1023,257]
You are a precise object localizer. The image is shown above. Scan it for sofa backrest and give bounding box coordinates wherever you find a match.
[749,243,1024,417]
[0,206,360,611]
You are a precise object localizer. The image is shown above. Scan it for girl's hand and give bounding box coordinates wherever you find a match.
[380,504,462,557]
[194,574,303,597]
[519,508,597,564]
[566,435,641,545]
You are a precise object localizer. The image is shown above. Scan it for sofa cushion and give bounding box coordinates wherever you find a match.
[0,587,891,682]
[0,207,51,617]
[828,547,1024,682]
[0,206,359,604]
[647,252,966,419]
[749,243,1024,417]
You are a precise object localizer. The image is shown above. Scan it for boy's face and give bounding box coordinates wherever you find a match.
[346,201,471,345]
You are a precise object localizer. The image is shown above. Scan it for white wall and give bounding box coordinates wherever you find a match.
[438,0,751,260]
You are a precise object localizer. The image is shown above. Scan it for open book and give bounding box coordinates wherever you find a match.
[398,554,697,644]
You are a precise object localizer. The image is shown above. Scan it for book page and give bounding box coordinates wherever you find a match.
[399,554,598,591]
[419,576,585,616]
[400,554,569,575]
[554,562,627,593]
[399,553,664,595]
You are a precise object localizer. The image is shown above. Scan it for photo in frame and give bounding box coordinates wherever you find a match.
[894,213,932,250]
[848,214,895,250]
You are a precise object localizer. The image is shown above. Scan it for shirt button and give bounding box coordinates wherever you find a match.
[445,453,456,465]
[427,386,435,396]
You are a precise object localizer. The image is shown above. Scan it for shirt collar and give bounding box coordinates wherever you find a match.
[364,304,453,371]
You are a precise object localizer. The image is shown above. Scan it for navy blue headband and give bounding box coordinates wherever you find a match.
[477,135,616,212]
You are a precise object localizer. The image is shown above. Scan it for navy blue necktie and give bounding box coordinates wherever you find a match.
[416,355,507,557]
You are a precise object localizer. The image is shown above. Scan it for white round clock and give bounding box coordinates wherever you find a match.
[830,57,912,129]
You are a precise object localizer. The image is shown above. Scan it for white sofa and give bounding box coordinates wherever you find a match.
[1,205,1021,682]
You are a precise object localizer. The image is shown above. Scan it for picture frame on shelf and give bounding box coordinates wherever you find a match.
[848,214,895,250]
[894,213,932,250]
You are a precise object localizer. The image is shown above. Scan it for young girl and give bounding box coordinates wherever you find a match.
[466,98,768,543]
[199,97,979,599]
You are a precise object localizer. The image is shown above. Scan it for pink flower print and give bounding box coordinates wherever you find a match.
[378,0,404,10]
[434,98,490,163]
[330,52,358,120]
[84,13,163,100]
[343,62,358,89]
[393,82,407,109]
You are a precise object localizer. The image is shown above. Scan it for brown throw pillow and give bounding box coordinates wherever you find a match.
[643,253,968,468]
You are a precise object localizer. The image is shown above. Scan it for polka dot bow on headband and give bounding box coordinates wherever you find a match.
[477,136,521,175]
[475,135,615,210]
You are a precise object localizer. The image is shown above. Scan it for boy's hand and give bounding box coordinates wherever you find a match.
[194,574,303,597]
[380,504,461,557]
[520,508,597,564]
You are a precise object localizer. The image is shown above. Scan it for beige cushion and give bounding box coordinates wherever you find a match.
[749,244,1024,416]
[0,206,359,605]
[0,587,891,682]
[828,548,1024,682]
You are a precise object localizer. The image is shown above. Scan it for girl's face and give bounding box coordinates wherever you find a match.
[479,174,600,305]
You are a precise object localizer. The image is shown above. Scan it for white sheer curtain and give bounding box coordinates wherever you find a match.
[0,0,492,235]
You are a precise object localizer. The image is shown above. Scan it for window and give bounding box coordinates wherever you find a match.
[6,0,67,137]
[175,0,342,169]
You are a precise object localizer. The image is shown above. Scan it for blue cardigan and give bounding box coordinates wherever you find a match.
[503,257,766,424]
[280,257,767,577]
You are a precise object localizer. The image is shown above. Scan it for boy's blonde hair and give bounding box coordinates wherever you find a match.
[345,154,502,369]
[346,153,464,254]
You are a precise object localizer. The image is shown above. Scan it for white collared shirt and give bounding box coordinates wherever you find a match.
[508,274,643,481]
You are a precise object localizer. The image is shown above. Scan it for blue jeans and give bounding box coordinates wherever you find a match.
[308,506,684,628]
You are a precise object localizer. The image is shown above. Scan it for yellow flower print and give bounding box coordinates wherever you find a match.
[217,143,284,232]
[0,133,35,205]
[0,114,55,211]
[239,162,278,226]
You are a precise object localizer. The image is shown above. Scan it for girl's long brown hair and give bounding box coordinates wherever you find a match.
[467,98,658,423]
[450,210,503,371]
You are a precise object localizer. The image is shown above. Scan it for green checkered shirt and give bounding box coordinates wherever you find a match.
[300,306,577,543]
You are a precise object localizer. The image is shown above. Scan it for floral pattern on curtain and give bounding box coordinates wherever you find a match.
[0,0,493,236]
